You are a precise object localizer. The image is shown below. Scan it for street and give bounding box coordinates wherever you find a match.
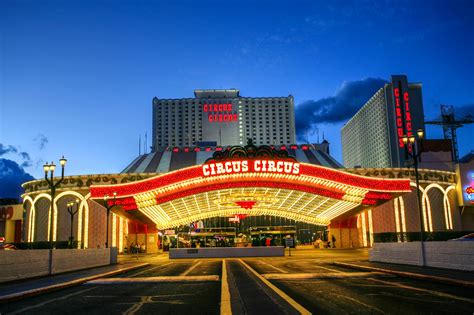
[1,249,473,314]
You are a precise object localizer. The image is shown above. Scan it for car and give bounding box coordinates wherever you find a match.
[448,233,474,241]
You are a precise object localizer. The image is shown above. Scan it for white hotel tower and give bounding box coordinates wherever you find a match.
[152,89,296,151]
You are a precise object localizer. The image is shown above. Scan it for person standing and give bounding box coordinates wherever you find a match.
[331,235,336,248]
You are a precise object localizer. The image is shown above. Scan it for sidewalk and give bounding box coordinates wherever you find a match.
[333,260,474,288]
[0,260,150,303]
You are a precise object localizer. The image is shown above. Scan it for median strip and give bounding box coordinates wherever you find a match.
[333,262,474,288]
[263,271,390,280]
[220,259,232,315]
[0,263,150,303]
[85,275,220,284]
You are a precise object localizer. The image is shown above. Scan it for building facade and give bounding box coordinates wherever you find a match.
[152,89,296,150]
[342,75,425,168]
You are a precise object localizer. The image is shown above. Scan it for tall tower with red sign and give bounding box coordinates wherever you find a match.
[341,75,425,168]
[152,89,296,151]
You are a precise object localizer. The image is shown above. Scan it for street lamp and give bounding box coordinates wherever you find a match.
[103,192,117,248]
[67,199,80,249]
[401,129,425,266]
[43,156,67,248]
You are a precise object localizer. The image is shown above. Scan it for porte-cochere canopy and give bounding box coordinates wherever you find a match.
[91,149,411,229]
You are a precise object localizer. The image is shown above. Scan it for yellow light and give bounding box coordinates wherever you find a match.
[59,156,67,167]
[50,162,56,172]
[409,135,415,144]
[43,163,50,173]
[417,129,424,139]
[402,135,408,145]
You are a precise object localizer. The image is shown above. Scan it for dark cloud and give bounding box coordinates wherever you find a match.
[0,158,35,199]
[34,134,48,150]
[295,78,387,141]
[455,104,474,118]
[0,144,18,156]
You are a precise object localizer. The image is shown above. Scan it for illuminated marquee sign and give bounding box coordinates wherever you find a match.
[202,159,300,177]
[203,103,238,123]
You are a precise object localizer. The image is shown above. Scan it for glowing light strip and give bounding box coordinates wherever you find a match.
[169,201,181,218]
[362,212,367,247]
[77,202,83,248]
[112,213,117,247]
[288,192,305,211]
[119,216,124,253]
[399,197,406,233]
[394,198,400,234]
[278,190,294,209]
[48,206,52,241]
[193,195,201,213]
[306,198,331,215]
[297,195,319,213]
[368,209,374,246]
[84,200,89,248]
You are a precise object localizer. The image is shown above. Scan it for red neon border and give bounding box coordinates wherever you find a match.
[90,162,410,199]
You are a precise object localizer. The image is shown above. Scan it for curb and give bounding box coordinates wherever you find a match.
[333,262,474,288]
[0,263,150,303]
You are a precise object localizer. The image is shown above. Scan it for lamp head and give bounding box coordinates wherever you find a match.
[49,162,56,172]
[43,163,50,173]
[76,198,80,204]
[59,156,67,167]
[113,192,117,197]
[401,135,408,145]
[417,129,424,139]
[104,194,109,201]
[409,135,416,144]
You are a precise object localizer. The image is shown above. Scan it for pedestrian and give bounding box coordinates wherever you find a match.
[332,235,336,248]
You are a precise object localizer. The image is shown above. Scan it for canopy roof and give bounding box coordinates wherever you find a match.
[91,158,410,228]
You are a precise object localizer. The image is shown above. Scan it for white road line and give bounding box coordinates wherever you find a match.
[9,287,97,314]
[86,275,220,284]
[330,293,385,314]
[180,261,202,276]
[220,259,232,315]
[367,277,474,304]
[314,264,346,273]
[238,259,311,315]
[257,259,288,273]
[129,262,173,277]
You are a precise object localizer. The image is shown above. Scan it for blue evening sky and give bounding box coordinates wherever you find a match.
[1,0,473,179]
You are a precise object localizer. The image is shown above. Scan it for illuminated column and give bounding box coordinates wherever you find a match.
[47,206,52,241]
[112,213,117,247]
[368,209,374,247]
[399,197,407,233]
[77,201,83,248]
[394,198,401,234]
[84,201,89,248]
[361,212,367,247]
[52,199,58,242]
[119,216,124,253]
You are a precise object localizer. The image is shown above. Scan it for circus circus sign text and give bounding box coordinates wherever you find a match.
[202,160,300,177]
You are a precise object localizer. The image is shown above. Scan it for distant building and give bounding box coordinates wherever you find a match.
[341,75,425,168]
[152,89,296,150]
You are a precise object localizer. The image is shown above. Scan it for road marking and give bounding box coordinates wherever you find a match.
[85,275,219,284]
[238,259,311,315]
[180,261,202,276]
[9,287,97,314]
[367,278,474,304]
[220,259,232,315]
[257,259,288,273]
[129,262,173,277]
[123,296,186,315]
[263,272,389,280]
[330,293,384,314]
[314,264,346,273]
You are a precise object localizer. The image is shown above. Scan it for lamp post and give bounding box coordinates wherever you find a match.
[103,192,117,248]
[43,156,67,248]
[401,129,425,267]
[67,199,80,249]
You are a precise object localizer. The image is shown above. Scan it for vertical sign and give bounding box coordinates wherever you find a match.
[392,76,413,152]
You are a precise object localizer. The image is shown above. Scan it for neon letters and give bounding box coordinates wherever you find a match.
[203,103,238,123]
[202,160,300,176]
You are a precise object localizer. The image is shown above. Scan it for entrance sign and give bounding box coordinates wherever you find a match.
[202,160,300,177]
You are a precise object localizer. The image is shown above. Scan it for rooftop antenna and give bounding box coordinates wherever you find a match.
[322,131,325,141]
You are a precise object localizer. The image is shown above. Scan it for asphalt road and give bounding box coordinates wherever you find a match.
[1,250,473,314]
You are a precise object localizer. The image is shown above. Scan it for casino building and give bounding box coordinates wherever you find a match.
[20,86,474,254]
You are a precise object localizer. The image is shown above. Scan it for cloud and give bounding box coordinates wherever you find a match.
[455,104,474,118]
[0,144,18,156]
[0,158,35,199]
[34,134,48,150]
[295,77,388,141]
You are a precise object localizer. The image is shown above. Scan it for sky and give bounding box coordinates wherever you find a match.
[1,0,473,198]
